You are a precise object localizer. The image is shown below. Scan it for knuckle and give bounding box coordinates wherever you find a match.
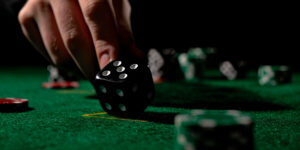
[18,0,50,25]
[83,0,108,20]
[94,40,116,53]
[18,8,32,26]
[32,0,49,9]
[32,0,51,13]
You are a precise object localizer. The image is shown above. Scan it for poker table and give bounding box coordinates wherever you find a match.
[1,66,300,150]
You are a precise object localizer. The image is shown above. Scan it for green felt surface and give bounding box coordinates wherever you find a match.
[1,67,300,150]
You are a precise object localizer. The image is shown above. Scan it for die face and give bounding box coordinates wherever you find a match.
[96,60,144,83]
[95,60,155,117]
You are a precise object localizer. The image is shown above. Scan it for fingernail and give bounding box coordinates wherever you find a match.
[100,53,110,69]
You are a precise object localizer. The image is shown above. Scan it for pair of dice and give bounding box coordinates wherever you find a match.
[95,60,155,117]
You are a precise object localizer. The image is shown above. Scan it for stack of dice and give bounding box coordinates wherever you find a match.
[95,60,155,117]
[175,110,254,150]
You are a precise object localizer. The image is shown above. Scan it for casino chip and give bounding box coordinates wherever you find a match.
[0,98,29,112]
[175,110,254,150]
[42,81,79,89]
[258,65,292,86]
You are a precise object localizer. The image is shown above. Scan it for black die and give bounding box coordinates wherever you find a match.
[95,60,155,117]
[219,60,248,80]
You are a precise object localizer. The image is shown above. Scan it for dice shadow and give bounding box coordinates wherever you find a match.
[85,94,98,100]
[151,81,289,111]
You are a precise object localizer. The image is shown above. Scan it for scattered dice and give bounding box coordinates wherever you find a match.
[148,48,183,83]
[178,48,206,81]
[95,60,155,117]
[258,65,292,86]
[219,60,248,80]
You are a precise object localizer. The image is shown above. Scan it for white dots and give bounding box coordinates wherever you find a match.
[104,103,112,110]
[236,116,252,125]
[198,119,217,128]
[130,64,138,70]
[177,134,187,144]
[191,110,205,116]
[175,115,189,127]
[113,61,122,66]
[119,104,127,111]
[116,66,125,72]
[116,89,124,97]
[185,143,196,150]
[226,110,241,116]
[96,75,101,79]
[119,73,128,79]
[220,61,237,80]
[178,53,188,65]
[99,85,107,93]
[102,70,111,76]
[185,64,196,80]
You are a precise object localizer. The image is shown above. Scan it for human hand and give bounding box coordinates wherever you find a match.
[18,0,143,82]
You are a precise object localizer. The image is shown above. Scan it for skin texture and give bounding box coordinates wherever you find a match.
[18,0,142,82]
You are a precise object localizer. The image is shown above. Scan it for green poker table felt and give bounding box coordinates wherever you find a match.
[0,67,300,150]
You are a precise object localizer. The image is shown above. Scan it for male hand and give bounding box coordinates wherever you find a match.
[18,0,143,82]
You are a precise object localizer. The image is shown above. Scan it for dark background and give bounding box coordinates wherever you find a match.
[0,1,299,69]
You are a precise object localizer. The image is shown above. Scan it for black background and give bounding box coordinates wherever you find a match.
[0,1,299,69]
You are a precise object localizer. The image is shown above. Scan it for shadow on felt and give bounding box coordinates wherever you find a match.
[82,81,289,125]
[151,81,289,111]
[136,111,178,125]
[85,94,98,100]
[0,107,34,113]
